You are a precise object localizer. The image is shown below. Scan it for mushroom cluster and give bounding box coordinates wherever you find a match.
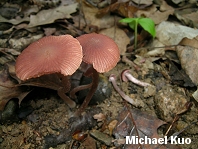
[15,33,120,111]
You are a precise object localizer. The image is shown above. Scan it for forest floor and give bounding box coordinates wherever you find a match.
[0,0,198,149]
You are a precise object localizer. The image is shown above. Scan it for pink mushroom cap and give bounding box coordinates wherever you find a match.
[77,33,120,73]
[15,35,83,80]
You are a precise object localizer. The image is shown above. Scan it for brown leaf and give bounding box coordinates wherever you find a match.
[97,1,138,18]
[176,45,198,86]
[81,135,96,149]
[0,48,19,65]
[136,1,174,24]
[93,113,106,122]
[108,120,118,136]
[0,66,30,111]
[132,0,153,6]
[168,59,195,87]
[77,1,115,30]
[156,21,198,46]
[28,3,78,28]
[175,9,198,28]
[43,27,56,36]
[99,27,130,55]
[113,108,181,149]
[0,15,30,25]
[179,36,198,49]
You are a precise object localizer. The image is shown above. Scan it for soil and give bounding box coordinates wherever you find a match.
[0,62,198,149]
[0,1,198,149]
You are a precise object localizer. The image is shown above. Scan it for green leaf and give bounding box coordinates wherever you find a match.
[120,18,138,30]
[129,22,136,30]
[119,18,137,23]
[138,18,156,38]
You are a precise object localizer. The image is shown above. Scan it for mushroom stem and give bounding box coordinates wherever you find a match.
[70,62,93,99]
[70,83,92,99]
[121,69,152,87]
[57,89,76,108]
[57,74,76,108]
[109,74,144,107]
[75,66,99,115]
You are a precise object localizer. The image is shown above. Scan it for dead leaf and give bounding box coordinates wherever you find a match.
[168,58,195,87]
[0,15,30,25]
[43,27,56,36]
[93,113,106,122]
[113,108,180,149]
[146,40,166,57]
[9,34,43,49]
[6,62,20,82]
[149,21,198,58]
[108,120,118,136]
[0,66,30,111]
[175,9,198,28]
[97,1,138,18]
[81,135,96,149]
[28,3,78,28]
[89,129,113,146]
[156,21,198,45]
[79,2,115,29]
[0,48,19,64]
[99,27,130,55]
[176,45,198,85]
[21,5,39,17]
[132,0,153,6]
[192,89,198,102]
[136,1,174,24]
[179,36,198,49]
[0,48,20,56]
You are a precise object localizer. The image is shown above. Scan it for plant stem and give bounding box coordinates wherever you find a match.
[134,19,138,49]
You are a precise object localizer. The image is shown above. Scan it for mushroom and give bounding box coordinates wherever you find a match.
[71,33,120,113]
[15,35,83,108]
[109,74,144,107]
[121,69,156,97]
[121,69,153,87]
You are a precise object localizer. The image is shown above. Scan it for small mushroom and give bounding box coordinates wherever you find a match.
[15,35,83,108]
[121,69,153,87]
[109,74,144,107]
[121,69,156,97]
[71,33,120,113]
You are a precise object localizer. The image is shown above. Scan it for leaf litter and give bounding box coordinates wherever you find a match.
[0,0,198,149]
